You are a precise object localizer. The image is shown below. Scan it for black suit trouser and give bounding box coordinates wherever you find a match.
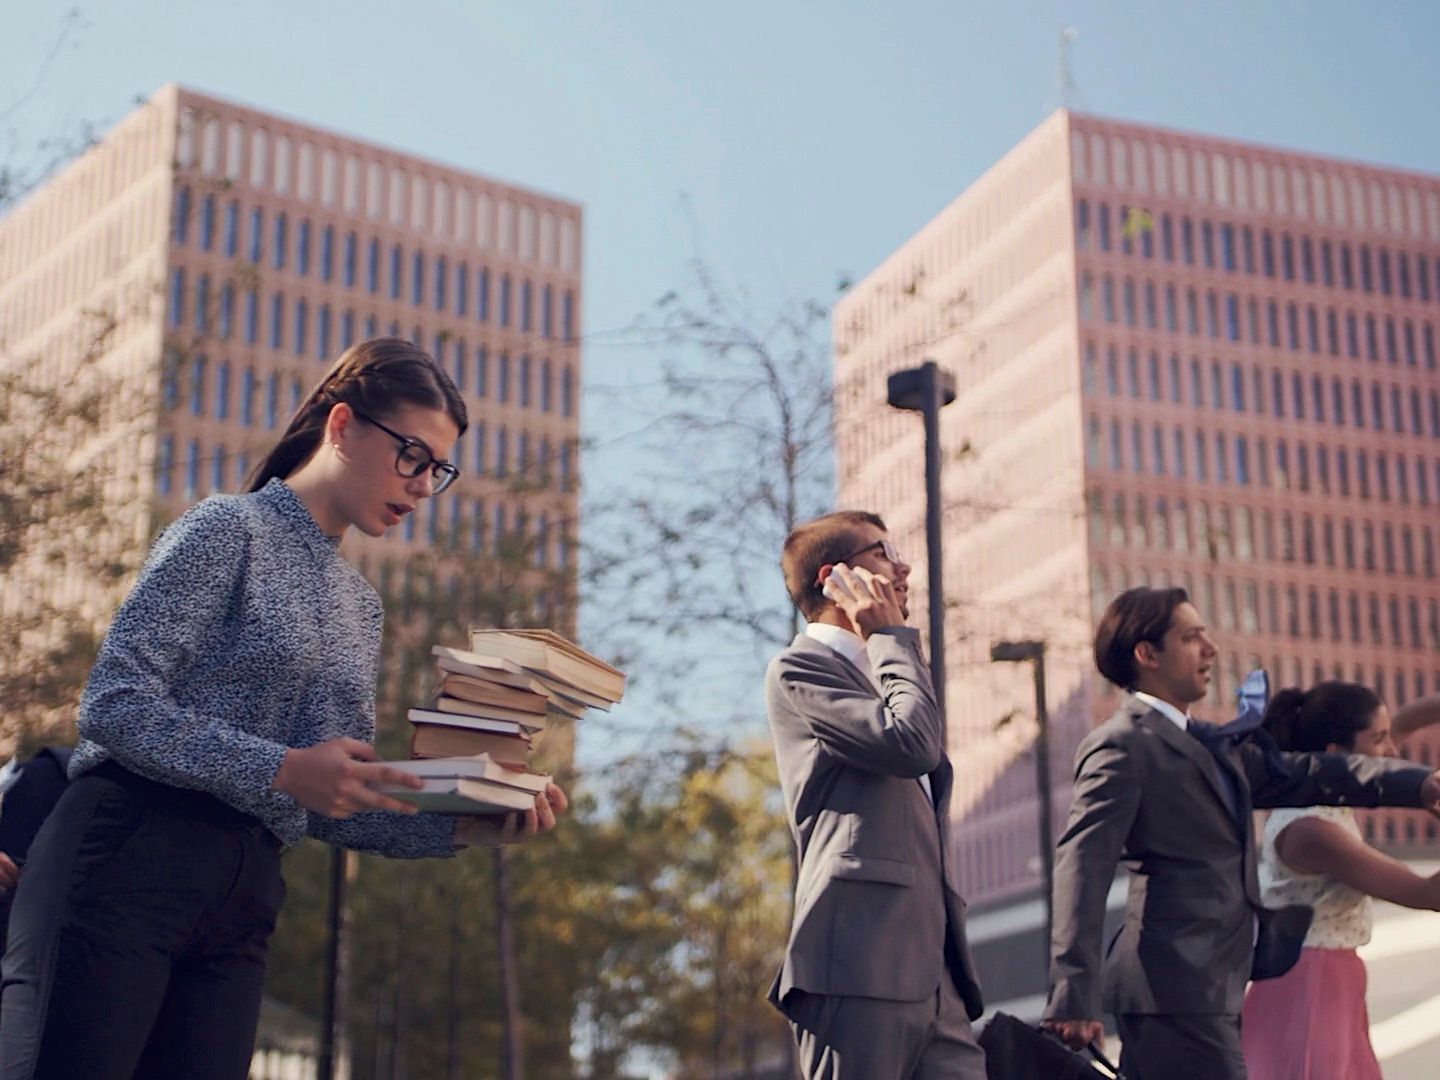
[1117,1012,1246,1080]
[0,762,285,1080]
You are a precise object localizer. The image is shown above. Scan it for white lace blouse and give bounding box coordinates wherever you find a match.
[1258,805,1373,949]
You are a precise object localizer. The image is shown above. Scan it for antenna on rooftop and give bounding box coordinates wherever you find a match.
[1053,26,1086,113]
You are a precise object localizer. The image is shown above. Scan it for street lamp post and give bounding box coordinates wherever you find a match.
[886,360,957,733]
[318,847,346,1080]
[989,639,1055,950]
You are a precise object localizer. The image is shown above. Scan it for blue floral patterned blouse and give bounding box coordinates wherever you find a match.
[72,478,456,857]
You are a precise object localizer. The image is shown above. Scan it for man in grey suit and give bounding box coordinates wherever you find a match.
[765,510,985,1080]
[1043,586,1440,1079]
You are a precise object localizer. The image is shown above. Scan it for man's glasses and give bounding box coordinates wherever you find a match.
[840,538,905,566]
[352,409,460,494]
[815,538,906,588]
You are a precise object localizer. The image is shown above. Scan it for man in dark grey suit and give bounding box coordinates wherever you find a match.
[1043,586,1440,1079]
[765,510,985,1080]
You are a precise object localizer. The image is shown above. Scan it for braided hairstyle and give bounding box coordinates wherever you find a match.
[244,338,467,494]
[1260,681,1382,752]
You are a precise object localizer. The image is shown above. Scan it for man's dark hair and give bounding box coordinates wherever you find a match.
[781,510,887,620]
[1093,587,1190,690]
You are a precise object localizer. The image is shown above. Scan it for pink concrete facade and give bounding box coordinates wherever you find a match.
[0,84,583,658]
[159,85,583,579]
[835,110,1440,906]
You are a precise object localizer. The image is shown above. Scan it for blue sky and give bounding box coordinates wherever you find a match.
[6,0,1439,759]
[8,1,1439,368]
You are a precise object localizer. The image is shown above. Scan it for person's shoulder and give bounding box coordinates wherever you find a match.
[150,492,258,557]
[1082,701,1148,746]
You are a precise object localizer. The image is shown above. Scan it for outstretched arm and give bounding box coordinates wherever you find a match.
[1275,815,1440,910]
[1393,694,1440,746]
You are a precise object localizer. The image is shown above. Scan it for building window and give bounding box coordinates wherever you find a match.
[498,352,510,403]
[269,292,284,349]
[174,187,192,245]
[167,269,186,328]
[218,283,234,340]
[155,436,175,495]
[272,212,287,269]
[223,199,239,256]
[195,275,211,334]
[266,373,280,429]
[216,360,231,420]
[500,274,512,327]
[412,250,425,305]
[434,256,447,312]
[320,225,334,282]
[456,263,469,316]
[343,232,356,287]
[188,355,207,416]
[390,244,403,299]
[476,346,488,397]
[478,268,490,322]
[367,239,380,293]
[317,304,331,359]
[297,219,311,275]
[199,195,216,250]
[241,368,257,426]
[185,438,200,501]
[294,298,308,356]
[244,289,259,344]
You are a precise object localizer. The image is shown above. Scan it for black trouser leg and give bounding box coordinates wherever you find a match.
[0,764,283,1080]
[1117,1012,1246,1080]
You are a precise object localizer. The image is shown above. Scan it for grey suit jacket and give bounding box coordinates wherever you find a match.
[764,627,984,1021]
[1045,693,1432,1020]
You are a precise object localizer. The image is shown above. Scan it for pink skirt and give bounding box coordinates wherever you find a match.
[1240,947,1381,1080]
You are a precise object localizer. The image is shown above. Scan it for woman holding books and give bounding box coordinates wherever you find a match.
[1240,681,1440,1080]
[0,338,566,1080]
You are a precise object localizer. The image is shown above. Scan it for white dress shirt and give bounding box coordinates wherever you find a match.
[1133,690,1189,731]
[804,622,934,802]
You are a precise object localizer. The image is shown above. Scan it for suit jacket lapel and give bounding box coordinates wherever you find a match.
[1125,695,1236,818]
[787,633,875,695]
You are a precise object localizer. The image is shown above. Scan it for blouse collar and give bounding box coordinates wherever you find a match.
[258,478,345,552]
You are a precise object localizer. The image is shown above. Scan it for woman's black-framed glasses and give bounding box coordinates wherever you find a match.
[351,409,460,494]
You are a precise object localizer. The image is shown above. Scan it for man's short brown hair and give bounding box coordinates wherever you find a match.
[1093,586,1190,690]
[781,510,887,620]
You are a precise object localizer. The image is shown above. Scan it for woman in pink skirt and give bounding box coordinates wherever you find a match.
[1242,681,1440,1080]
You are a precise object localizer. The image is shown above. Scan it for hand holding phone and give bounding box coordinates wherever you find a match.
[822,563,905,638]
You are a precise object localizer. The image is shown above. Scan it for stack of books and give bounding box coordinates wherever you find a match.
[383,629,626,814]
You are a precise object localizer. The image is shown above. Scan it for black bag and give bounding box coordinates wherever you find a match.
[978,1012,1124,1080]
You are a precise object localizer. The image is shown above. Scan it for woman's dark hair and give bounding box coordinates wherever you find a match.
[244,338,467,493]
[1261,681,1382,752]
[1093,586,1190,690]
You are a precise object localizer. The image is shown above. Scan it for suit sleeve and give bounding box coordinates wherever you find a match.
[1045,736,1140,1021]
[1245,746,1431,810]
[775,628,943,778]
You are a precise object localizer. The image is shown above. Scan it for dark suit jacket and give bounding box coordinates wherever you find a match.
[764,627,984,1020]
[1046,693,1431,1020]
[0,747,72,953]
